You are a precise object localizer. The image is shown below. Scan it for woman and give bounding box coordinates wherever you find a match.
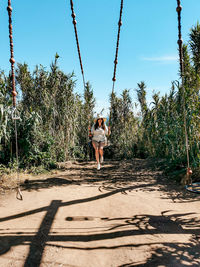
[91,117,110,170]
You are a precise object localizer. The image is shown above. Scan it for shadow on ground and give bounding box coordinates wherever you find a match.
[1,159,200,266]
[21,159,200,203]
[0,201,200,266]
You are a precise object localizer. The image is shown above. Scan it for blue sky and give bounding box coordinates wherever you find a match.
[0,0,200,116]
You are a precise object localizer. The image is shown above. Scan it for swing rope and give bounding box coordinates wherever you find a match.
[176,0,192,182]
[69,0,124,138]
[112,0,124,94]
[7,0,23,200]
[109,0,124,131]
[70,0,86,89]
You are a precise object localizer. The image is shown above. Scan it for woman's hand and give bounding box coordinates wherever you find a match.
[108,126,111,135]
[88,126,93,138]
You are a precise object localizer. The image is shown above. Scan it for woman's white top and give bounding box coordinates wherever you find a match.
[91,125,108,142]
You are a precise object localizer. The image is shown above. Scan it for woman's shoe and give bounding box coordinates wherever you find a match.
[97,163,101,170]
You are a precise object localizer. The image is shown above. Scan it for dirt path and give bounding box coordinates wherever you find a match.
[0,159,200,267]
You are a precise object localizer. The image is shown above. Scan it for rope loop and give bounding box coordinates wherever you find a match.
[11,107,20,120]
[16,187,23,200]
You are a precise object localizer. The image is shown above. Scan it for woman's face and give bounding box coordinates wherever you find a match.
[98,119,103,126]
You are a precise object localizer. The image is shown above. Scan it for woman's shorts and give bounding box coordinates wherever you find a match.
[92,140,107,149]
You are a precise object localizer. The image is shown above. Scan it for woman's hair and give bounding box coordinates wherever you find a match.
[94,118,105,130]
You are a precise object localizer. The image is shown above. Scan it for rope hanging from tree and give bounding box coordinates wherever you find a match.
[112,0,124,93]
[7,0,23,200]
[176,0,192,184]
[69,0,124,94]
[69,0,124,136]
[70,0,86,89]
[109,0,124,129]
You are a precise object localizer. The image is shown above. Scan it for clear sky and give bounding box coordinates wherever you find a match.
[0,0,200,116]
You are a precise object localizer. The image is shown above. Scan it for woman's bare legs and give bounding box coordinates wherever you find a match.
[92,142,100,164]
[95,148,100,163]
[99,148,103,162]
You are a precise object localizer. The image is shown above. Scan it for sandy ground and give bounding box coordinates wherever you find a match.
[0,159,200,267]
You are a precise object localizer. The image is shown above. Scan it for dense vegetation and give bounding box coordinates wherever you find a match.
[1,23,200,177]
[135,22,200,174]
[0,55,95,172]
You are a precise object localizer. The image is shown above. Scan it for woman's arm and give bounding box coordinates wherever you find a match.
[108,126,111,136]
[88,126,93,138]
[91,125,94,135]
[104,125,108,135]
